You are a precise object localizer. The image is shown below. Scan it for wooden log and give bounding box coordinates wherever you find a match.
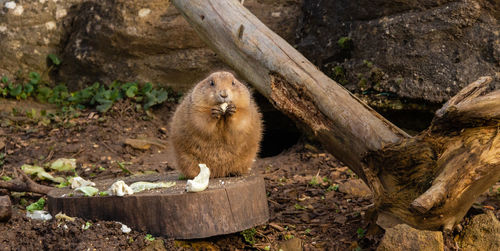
[48,172,269,239]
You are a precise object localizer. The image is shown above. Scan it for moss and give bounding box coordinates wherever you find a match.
[358,78,368,91]
[363,60,373,68]
[337,36,353,50]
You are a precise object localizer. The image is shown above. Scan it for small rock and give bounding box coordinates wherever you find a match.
[138,8,151,18]
[278,237,303,251]
[0,196,12,222]
[338,179,372,198]
[377,224,443,251]
[459,211,500,251]
[329,170,343,181]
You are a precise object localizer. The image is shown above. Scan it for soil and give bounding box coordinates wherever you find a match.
[0,98,499,250]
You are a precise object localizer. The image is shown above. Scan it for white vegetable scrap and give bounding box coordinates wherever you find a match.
[108,180,134,196]
[186,164,210,192]
[5,1,16,9]
[70,177,96,189]
[129,181,176,193]
[117,222,132,233]
[220,102,228,112]
[26,210,52,221]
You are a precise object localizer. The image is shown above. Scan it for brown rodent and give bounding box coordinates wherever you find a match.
[169,71,263,178]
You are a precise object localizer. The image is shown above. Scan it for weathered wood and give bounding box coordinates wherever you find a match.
[171,0,500,231]
[48,172,269,239]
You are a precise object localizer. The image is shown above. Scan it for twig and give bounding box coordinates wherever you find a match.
[269,222,285,232]
[102,141,118,155]
[0,168,54,195]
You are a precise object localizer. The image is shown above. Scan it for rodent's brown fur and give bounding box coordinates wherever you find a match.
[169,71,263,178]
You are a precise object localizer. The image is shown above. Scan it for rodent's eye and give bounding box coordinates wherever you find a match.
[209,80,215,87]
[232,81,235,86]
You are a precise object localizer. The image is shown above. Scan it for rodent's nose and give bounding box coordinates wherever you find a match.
[219,90,228,99]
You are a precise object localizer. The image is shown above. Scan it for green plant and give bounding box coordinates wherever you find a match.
[309,176,319,186]
[337,37,353,50]
[145,234,155,241]
[83,221,92,230]
[327,184,339,192]
[26,198,45,212]
[0,153,5,168]
[117,161,132,175]
[356,228,366,239]
[294,203,306,210]
[1,57,177,114]
[241,228,257,245]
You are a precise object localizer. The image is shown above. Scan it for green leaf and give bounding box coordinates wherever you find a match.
[1,76,8,84]
[48,54,61,66]
[144,234,155,241]
[8,83,22,97]
[24,83,34,94]
[141,82,153,94]
[26,198,45,212]
[96,102,113,113]
[154,89,168,103]
[50,158,76,172]
[1,176,12,181]
[76,186,99,197]
[125,85,138,98]
[357,228,366,239]
[83,221,92,230]
[29,72,41,85]
[117,162,132,175]
[35,86,52,102]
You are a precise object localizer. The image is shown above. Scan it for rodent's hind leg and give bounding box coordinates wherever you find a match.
[177,154,202,179]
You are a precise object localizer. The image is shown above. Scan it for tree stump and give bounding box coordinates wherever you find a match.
[47,172,269,239]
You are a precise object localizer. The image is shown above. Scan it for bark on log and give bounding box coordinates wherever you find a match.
[172,0,500,231]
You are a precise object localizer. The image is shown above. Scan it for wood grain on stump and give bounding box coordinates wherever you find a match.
[47,172,269,239]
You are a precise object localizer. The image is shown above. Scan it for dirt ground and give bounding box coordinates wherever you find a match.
[0,99,499,250]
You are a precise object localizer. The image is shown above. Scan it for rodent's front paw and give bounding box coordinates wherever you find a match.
[226,103,236,116]
[211,107,223,119]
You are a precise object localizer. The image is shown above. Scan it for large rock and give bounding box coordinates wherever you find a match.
[0,0,302,91]
[296,0,499,103]
[338,179,372,198]
[377,224,444,251]
[459,211,500,251]
[0,195,12,222]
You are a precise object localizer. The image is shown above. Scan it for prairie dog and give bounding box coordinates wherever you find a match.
[169,71,263,178]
